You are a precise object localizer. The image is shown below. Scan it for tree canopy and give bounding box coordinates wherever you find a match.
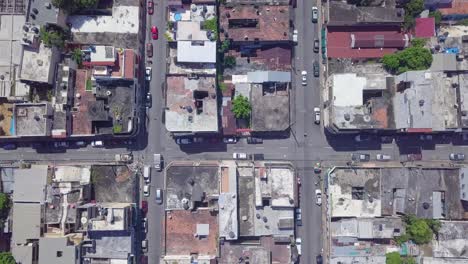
[404,215,437,245]
[0,252,15,264]
[403,0,424,29]
[52,0,98,13]
[382,46,432,74]
[231,95,251,119]
[386,252,417,264]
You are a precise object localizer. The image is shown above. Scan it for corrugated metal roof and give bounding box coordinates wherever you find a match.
[247,71,291,83]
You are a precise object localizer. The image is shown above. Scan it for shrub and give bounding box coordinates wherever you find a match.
[231,95,251,119]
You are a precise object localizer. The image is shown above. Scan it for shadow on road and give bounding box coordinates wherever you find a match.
[178,143,228,154]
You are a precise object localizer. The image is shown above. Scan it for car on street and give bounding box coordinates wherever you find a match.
[450,153,465,161]
[313,61,319,77]
[145,93,152,108]
[292,29,298,43]
[405,153,422,161]
[91,140,104,147]
[295,238,302,255]
[419,135,433,141]
[301,70,307,86]
[314,107,321,124]
[316,255,323,264]
[154,154,163,171]
[312,6,318,23]
[233,153,248,159]
[223,137,237,144]
[141,239,148,253]
[142,217,147,233]
[176,137,193,145]
[54,142,69,148]
[315,189,322,205]
[151,26,158,40]
[146,43,153,57]
[313,39,319,52]
[351,153,370,162]
[143,166,151,184]
[145,67,152,81]
[295,208,302,226]
[2,143,16,150]
[143,185,150,197]
[75,141,87,147]
[376,154,391,161]
[141,200,148,214]
[247,137,263,144]
[156,188,163,204]
[147,0,154,15]
[355,134,372,142]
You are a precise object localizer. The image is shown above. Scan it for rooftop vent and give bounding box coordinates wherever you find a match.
[45,2,52,9]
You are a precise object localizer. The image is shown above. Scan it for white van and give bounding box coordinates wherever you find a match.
[143,166,151,184]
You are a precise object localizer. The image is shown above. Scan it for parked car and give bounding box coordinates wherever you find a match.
[295,208,302,226]
[146,93,152,108]
[154,154,163,171]
[355,134,372,142]
[151,26,158,40]
[142,217,148,233]
[313,39,319,52]
[54,142,69,148]
[143,185,150,197]
[193,137,204,143]
[419,135,433,141]
[143,166,151,184]
[292,29,298,43]
[450,153,465,161]
[405,153,422,161]
[295,238,302,255]
[314,107,321,124]
[312,6,318,23]
[223,137,237,144]
[351,153,370,162]
[145,67,152,81]
[315,189,322,205]
[156,188,163,204]
[147,0,154,15]
[313,61,319,77]
[146,43,153,57]
[2,143,16,150]
[316,255,323,264]
[141,239,148,253]
[376,154,391,161]
[247,137,263,144]
[75,141,87,147]
[91,140,104,147]
[233,153,248,159]
[301,70,307,86]
[141,200,148,214]
[176,137,193,145]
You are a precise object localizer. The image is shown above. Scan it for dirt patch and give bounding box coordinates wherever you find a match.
[91,165,136,203]
[0,103,13,136]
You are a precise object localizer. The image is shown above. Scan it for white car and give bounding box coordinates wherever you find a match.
[301,70,307,86]
[143,185,150,197]
[295,238,302,255]
[223,137,237,144]
[142,218,148,233]
[91,140,104,147]
[376,154,391,161]
[312,6,318,23]
[314,107,321,124]
[293,29,298,43]
[315,189,322,205]
[233,153,248,160]
[145,67,152,81]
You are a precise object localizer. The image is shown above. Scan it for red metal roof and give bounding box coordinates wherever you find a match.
[415,18,435,38]
[407,128,433,133]
[123,49,135,79]
[351,32,408,48]
[327,30,399,58]
[222,101,236,136]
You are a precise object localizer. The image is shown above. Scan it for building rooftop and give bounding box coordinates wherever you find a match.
[165,161,220,210]
[82,231,133,260]
[30,0,67,27]
[177,41,216,63]
[459,74,468,128]
[69,6,139,34]
[20,44,59,84]
[12,203,42,244]
[328,2,404,26]
[439,0,468,16]
[331,217,404,239]
[53,166,91,184]
[393,70,458,132]
[219,5,290,42]
[165,209,218,256]
[330,73,394,130]
[176,21,209,41]
[432,221,468,258]
[415,18,435,38]
[225,45,292,75]
[247,71,291,83]
[220,241,272,264]
[0,0,26,14]
[14,103,53,137]
[225,0,289,5]
[222,100,236,136]
[165,76,218,133]
[168,46,216,75]
[251,83,290,132]
[12,244,34,264]
[13,165,48,203]
[38,237,76,264]
[219,192,238,240]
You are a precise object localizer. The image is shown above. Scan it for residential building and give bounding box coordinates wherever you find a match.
[29,0,68,29]
[328,2,404,27]
[439,0,468,22]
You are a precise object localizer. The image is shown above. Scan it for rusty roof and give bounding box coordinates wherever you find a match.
[219,5,290,42]
[440,0,468,15]
[123,49,135,79]
[222,101,236,136]
[165,210,218,256]
[71,69,93,135]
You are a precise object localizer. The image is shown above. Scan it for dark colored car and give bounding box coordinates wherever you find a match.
[151,26,158,40]
[146,93,152,108]
[147,0,154,15]
[313,61,319,77]
[316,255,323,264]
[3,143,17,150]
[406,153,422,161]
[295,208,302,226]
[141,200,148,215]
[247,137,263,144]
[313,39,319,52]
[146,43,153,57]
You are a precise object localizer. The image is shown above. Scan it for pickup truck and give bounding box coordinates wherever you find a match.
[115,153,133,163]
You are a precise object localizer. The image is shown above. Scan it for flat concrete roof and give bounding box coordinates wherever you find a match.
[333,73,365,107]
[0,15,24,97]
[69,6,139,34]
[13,165,48,203]
[432,221,468,258]
[12,203,42,244]
[38,237,76,264]
[20,44,57,84]
[12,244,34,264]
[251,83,289,132]
[219,192,238,240]
[177,41,216,63]
[14,103,52,137]
[176,21,209,41]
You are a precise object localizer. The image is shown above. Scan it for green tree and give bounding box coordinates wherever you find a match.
[404,257,417,264]
[429,10,442,26]
[40,27,65,48]
[395,233,410,246]
[224,56,236,68]
[203,17,217,32]
[386,252,402,264]
[426,219,441,233]
[382,46,432,74]
[231,95,251,119]
[407,218,433,244]
[405,0,424,16]
[71,48,83,66]
[0,252,15,264]
[411,38,426,48]
[52,0,98,12]
[382,54,400,72]
[0,193,8,212]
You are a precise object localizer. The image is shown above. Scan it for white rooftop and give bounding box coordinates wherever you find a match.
[69,6,139,34]
[330,183,382,218]
[90,46,116,63]
[20,44,55,83]
[177,41,216,63]
[90,207,126,231]
[54,166,91,184]
[176,21,209,41]
[333,73,365,107]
